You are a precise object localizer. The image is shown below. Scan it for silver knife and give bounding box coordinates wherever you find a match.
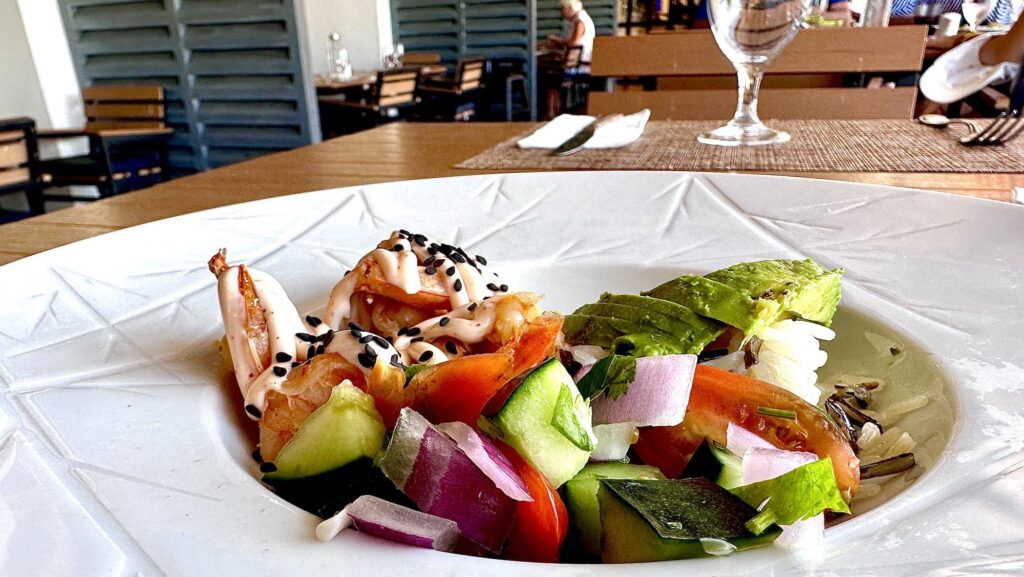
[550,114,624,156]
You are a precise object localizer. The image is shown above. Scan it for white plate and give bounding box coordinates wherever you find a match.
[1,172,1022,576]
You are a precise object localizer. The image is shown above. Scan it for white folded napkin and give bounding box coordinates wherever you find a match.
[516,109,651,150]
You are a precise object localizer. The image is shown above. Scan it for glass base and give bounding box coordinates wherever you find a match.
[697,121,791,147]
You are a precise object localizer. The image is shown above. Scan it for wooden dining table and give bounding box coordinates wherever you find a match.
[1,122,1022,267]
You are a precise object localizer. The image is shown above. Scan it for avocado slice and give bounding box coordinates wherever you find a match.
[563,314,686,356]
[263,381,385,482]
[644,275,782,338]
[564,463,666,560]
[704,259,843,326]
[598,478,781,562]
[585,294,725,351]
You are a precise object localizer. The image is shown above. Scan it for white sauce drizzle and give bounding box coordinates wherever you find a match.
[325,231,506,330]
[324,328,403,376]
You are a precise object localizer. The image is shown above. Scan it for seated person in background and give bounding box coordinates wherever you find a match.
[889,0,1017,24]
[547,0,596,70]
[543,0,596,118]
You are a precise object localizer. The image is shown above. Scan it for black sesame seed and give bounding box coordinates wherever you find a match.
[386,336,394,344]
[373,335,389,348]
[275,352,292,363]
[307,345,316,358]
[468,303,478,311]
[260,462,277,473]
[500,284,509,292]
[251,449,262,463]
[392,244,404,252]
[483,296,491,300]
[419,350,434,362]
[359,334,374,344]
[453,279,463,292]
[451,252,466,264]
[406,327,422,337]
[445,342,458,354]
[427,247,437,256]
[433,259,445,268]
[487,283,499,291]
[397,327,408,337]
[364,345,378,359]
[413,234,428,247]
[305,315,322,327]
[424,267,437,275]
[296,332,317,343]
[348,322,364,332]
[322,330,336,347]
[446,266,456,277]
[476,255,488,265]
[272,366,287,377]
[291,361,300,368]
[390,354,404,369]
[399,228,411,235]
[316,345,325,356]
[424,255,436,266]
[439,317,450,327]
[357,353,375,369]
[410,336,424,343]
[245,404,262,419]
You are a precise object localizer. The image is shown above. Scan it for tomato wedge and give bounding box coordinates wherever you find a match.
[496,439,569,562]
[406,313,564,426]
[406,351,515,425]
[635,364,860,501]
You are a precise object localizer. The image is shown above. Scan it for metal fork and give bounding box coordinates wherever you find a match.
[960,109,1024,145]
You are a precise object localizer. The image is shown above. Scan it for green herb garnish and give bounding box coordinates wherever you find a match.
[575,354,637,400]
[756,406,797,420]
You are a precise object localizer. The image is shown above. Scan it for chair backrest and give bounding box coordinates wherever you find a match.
[589,27,928,120]
[455,58,487,92]
[403,52,442,65]
[0,118,38,193]
[375,68,420,108]
[82,85,165,131]
[564,45,584,70]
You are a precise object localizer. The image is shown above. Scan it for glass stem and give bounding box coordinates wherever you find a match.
[731,63,766,128]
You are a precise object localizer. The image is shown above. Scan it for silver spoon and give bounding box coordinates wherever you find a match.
[918,114,979,135]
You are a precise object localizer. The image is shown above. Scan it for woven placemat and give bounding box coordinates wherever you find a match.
[456,120,1024,173]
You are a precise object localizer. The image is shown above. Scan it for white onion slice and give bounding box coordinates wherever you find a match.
[315,496,462,551]
[739,445,822,550]
[589,422,638,461]
[725,423,773,456]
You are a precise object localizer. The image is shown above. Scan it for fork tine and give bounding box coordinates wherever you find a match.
[964,111,1010,145]
[998,111,1024,144]
[988,110,1022,144]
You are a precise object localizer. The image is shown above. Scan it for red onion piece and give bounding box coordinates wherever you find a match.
[379,408,516,553]
[591,354,697,427]
[725,423,774,456]
[348,495,461,551]
[436,421,533,502]
[589,422,637,461]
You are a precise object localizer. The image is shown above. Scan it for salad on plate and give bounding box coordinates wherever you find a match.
[206,230,922,563]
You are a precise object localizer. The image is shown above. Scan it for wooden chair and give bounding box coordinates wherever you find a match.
[562,46,591,113]
[0,117,44,222]
[319,68,421,137]
[417,58,487,121]
[36,85,172,207]
[588,27,929,120]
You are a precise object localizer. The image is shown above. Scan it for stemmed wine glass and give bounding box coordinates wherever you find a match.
[698,0,814,146]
